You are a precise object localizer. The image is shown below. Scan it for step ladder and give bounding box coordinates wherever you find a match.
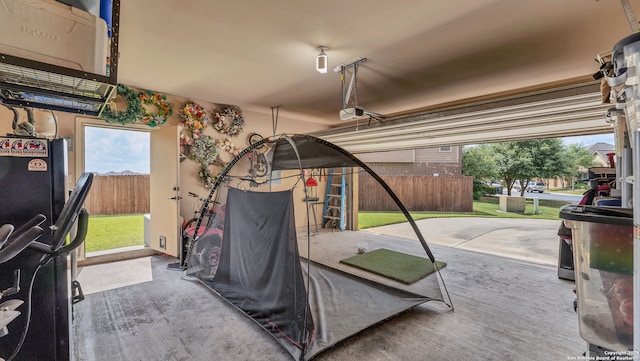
[322,167,346,231]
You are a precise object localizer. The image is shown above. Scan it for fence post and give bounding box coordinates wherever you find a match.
[533,197,540,214]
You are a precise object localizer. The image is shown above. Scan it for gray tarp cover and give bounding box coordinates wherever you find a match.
[199,188,432,360]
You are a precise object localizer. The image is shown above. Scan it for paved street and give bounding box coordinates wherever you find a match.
[501,189,583,203]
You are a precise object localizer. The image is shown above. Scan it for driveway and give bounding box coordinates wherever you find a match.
[363,217,562,267]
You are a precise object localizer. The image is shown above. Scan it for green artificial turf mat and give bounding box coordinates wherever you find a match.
[340,248,446,284]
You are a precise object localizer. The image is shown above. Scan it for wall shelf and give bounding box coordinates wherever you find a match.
[0,0,120,117]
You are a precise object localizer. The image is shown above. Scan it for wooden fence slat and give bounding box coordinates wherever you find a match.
[358,175,473,212]
[84,174,470,215]
[83,175,150,215]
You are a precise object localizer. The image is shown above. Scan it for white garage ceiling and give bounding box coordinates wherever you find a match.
[115,0,637,147]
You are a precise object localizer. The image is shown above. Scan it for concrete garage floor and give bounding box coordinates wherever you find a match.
[73,218,584,361]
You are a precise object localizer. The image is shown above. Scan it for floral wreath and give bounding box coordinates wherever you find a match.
[213,105,244,136]
[180,101,209,135]
[178,102,242,187]
[189,135,219,165]
[179,125,193,161]
[179,101,210,161]
[197,156,229,188]
[189,135,224,187]
[139,90,173,127]
[216,137,240,156]
[100,84,142,125]
[198,163,216,189]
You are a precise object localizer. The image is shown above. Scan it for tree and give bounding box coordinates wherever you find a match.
[462,144,497,181]
[465,138,598,196]
[520,138,566,195]
[491,141,533,196]
[560,143,595,189]
[491,139,566,196]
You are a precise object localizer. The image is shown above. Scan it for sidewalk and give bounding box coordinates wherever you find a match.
[362,217,562,267]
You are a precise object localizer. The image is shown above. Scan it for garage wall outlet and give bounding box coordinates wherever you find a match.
[159,236,166,249]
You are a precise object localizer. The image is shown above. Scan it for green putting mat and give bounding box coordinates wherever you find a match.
[340,248,446,284]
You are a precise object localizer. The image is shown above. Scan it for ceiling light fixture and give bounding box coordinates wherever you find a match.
[316,46,328,74]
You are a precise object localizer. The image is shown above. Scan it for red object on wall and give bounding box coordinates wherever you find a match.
[305,177,318,187]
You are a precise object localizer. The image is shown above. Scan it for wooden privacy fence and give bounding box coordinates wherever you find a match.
[83,174,150,215]
[359,174,473,212]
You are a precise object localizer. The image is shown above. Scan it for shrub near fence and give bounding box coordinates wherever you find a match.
[359,174,473,212]
[83,174,150,215]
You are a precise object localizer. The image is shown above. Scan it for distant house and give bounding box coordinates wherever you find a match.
[356,146,470,212]
[586,142,615,167]
[537,142,614,189]
[549,142,616,187]
[356,145,461,176]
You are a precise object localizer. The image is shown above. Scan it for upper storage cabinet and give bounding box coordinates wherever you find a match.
[0,0,119,116]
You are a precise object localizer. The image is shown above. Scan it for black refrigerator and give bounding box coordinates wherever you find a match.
[0,137,70,361]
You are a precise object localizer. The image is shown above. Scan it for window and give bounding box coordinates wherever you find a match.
[439,146,451,152]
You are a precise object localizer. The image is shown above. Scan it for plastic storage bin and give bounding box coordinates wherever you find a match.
[560,205,633,351]
[0,0,108,74]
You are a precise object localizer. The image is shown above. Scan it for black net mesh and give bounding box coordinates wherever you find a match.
[183,134,449,360]
[190,188,314,357]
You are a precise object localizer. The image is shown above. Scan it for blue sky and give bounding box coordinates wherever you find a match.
[561,133,614,146]
[84,126,150,174]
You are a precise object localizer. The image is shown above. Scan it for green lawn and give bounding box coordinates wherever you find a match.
[85,214,145,253]
[84,196,569,251]
[358,197,569,229]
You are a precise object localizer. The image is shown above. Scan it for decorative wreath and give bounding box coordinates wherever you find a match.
[139,90,173,127]
[179,101,211,161]
[100,84,142,125]
[189,135,219,165]
[197,158,229,188]
[180,132,194,148]
[180,101,209,136]
[179,127,193,161]
[213,105,244,136]
[216,137,241,156]
[198,163,216,189]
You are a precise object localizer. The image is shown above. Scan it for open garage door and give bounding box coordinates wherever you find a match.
[312,81,612,152]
